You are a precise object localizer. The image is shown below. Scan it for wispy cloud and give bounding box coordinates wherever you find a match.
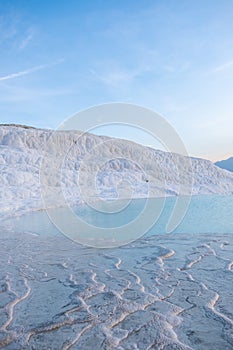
[19,31,33,50]
[90,68,139,87]
[0,85,73,102]
[0,65,45,82]
[89,58,154,88]
[198,116,232,129]
[213,60,233,73]
[0,59,64,82]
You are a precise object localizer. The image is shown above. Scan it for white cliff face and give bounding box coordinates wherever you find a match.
[1,124,233,218]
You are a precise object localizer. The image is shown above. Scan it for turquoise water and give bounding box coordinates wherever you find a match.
[1,195,233,349]
[3,195,233,239]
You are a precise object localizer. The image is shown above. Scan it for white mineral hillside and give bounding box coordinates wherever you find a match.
[1,124,233,218]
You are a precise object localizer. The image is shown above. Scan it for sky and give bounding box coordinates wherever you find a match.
[0,0,233,161]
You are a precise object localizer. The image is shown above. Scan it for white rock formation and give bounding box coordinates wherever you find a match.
[1,124,233,218]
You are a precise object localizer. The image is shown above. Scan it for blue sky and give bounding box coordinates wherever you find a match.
[0,0,233,161]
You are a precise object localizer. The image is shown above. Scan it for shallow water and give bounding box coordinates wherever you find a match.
[3,195,233,238]
[0,196,233,349]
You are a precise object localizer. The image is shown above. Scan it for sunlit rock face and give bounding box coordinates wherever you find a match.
[1,124,233,218]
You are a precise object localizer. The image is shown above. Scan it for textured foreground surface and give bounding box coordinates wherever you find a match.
[0,226,232,350]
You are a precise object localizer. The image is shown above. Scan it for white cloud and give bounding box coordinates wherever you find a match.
[213,60,233,73]
[0,65,45,82]
[198,116,232,129]
[0,86,73,102]
[19,32,33,50]
[0,59,64,82]
[90,68,139,87]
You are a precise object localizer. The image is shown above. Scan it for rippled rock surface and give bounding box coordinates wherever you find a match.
[0,224,233,349]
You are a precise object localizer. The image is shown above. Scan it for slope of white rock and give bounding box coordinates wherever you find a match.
[1,124,233,218]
